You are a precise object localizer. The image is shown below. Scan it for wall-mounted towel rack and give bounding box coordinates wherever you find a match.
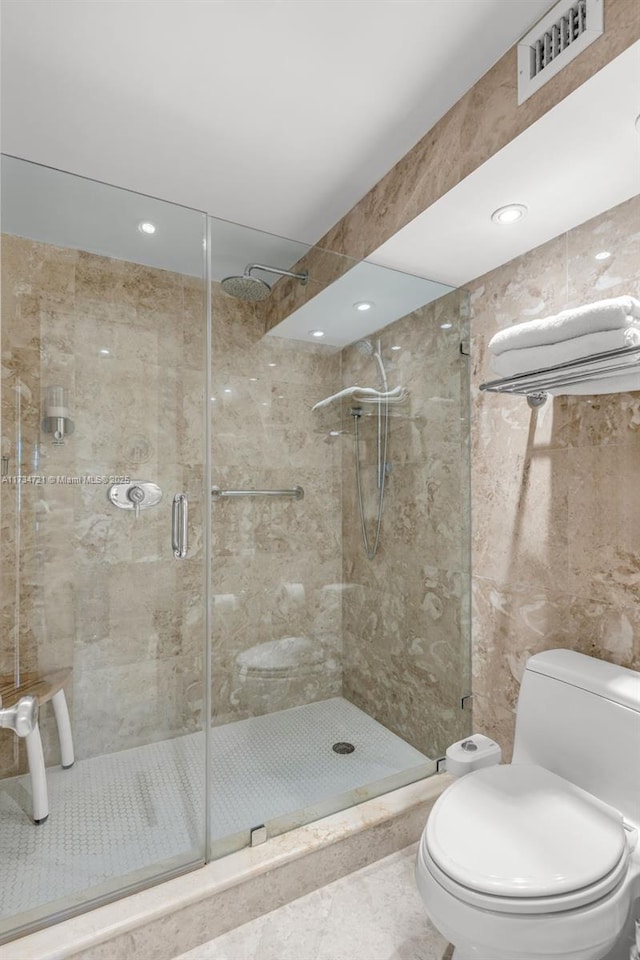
[211,485,304,500]
[479,345,640,407]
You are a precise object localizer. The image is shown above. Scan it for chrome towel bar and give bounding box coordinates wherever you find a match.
[479,345,640,407]
[211,485,304,500]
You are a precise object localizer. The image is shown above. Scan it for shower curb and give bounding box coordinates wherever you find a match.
[1,775,451,960]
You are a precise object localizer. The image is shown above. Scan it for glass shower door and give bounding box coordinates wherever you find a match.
[208,217,471,859]
[0,156,209,941]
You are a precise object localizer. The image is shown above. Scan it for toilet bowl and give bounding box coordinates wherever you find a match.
[415,650,640,960]
[232,636,327,715]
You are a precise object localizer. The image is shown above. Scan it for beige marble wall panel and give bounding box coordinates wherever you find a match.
[265,0,639,331]
[471,430,570,593]
[567,444,640,606]
[471,577,571,758]
[0,235,207,772]
[341,291,471,759]
[470,196,640,759]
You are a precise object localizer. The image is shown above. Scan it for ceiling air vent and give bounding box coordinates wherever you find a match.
[517,0,603,104]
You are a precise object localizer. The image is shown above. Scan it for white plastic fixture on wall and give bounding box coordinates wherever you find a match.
[517,0,604,104]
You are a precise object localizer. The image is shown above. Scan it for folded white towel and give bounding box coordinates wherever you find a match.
[549,371,640,396]
[489,296,640,356]
[311,385,406,411]
[491,327,640,378]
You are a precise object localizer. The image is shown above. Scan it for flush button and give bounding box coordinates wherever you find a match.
[461,740,478,752]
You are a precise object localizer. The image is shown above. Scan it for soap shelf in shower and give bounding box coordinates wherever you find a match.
[479,345,640,407]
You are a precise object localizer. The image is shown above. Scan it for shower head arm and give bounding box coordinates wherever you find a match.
[245,264,308,285]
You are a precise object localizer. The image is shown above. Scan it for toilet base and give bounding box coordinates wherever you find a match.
[451,932,632,960]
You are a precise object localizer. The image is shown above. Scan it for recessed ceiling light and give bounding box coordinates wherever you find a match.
[354,301,373,311]
[138,221,157,235]
[391,345,401,351]
[594,251,612,261]
[440,322,453,330]
[491,204,528,225]
[309,330,325,338]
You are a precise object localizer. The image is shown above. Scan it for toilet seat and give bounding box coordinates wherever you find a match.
[424,764,630,915]
[421,836,630,915]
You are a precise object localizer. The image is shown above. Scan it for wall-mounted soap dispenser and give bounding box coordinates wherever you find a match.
[42,386,74,445]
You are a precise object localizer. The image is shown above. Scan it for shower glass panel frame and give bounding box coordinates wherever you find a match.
[207,217,472,861]
[0,154,471,943]
[0,155,211,943]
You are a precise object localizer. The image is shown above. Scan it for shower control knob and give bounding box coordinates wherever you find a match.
[108,480,162,518]
[127,485,145,519]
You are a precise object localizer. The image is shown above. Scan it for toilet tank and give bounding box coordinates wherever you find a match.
[513,649,640,823]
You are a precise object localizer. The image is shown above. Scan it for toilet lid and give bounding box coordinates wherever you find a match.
[426,764,626,898]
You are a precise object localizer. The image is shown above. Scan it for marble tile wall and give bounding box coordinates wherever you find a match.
[1,232,472,781]
[341,291,471,760]
[0,235,207,772]
[210,289,343,724]
[470,195,640,759]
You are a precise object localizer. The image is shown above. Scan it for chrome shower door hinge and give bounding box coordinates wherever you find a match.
[461,693,473,710]
[250,824,268,846]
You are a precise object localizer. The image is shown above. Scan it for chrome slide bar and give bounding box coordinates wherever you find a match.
[211,485,304,500]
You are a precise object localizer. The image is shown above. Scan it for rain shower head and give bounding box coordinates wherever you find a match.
[221,273,271,302]
[220,264,308,302]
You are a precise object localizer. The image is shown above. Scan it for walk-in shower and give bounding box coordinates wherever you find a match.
[0,154,471,944]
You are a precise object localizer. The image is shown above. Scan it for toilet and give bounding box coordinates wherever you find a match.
[415,649,640,960]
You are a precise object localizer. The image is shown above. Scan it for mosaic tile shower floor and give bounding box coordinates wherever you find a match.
[0,697,429,923]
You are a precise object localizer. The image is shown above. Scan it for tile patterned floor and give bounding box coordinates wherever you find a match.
[0,698,429,927]
[175,845,451,960]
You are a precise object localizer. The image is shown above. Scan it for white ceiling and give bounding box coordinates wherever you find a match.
[1,1,637,351]
[369,41,640,287]
[0,0,557,244]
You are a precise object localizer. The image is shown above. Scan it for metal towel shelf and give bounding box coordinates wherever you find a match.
[479,345,640,407]
[211,485,304,500]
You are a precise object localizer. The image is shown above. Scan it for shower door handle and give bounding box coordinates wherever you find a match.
[172,493,188,559]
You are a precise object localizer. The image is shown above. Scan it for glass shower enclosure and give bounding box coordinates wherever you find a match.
[0,155,470,942]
